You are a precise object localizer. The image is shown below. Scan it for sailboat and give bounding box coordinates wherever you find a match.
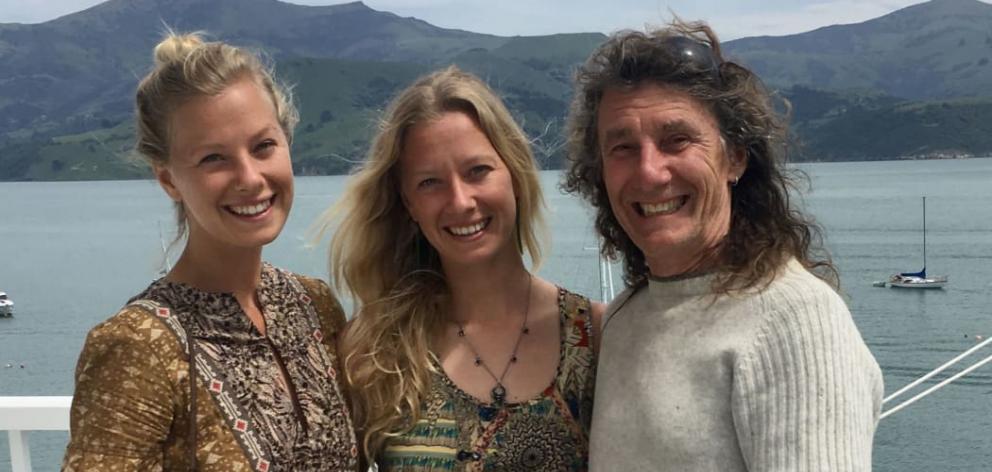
[887,196,948,289]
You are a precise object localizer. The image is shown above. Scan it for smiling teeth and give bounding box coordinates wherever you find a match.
[230,200,271,216]
[640,199,683,216]
[449,221,486,236]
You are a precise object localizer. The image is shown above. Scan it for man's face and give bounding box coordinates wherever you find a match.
[597,83,746,277]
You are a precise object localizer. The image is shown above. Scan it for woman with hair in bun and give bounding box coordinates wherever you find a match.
[62,32,358,471]
[329,66,604,471]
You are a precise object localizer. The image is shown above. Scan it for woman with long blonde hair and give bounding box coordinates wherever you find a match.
[329,66,603,470]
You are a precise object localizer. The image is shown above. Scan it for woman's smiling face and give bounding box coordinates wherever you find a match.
[399,111,519,270]
[154,77,294,251]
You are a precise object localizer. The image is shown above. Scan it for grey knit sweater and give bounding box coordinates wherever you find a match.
[589,258,883,471]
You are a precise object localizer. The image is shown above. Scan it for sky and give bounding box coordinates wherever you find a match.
[0,0,972,39]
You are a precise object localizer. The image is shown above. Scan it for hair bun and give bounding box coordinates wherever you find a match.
[152,32,206,67]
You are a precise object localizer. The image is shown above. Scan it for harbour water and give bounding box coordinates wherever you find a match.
[2,158,991,471]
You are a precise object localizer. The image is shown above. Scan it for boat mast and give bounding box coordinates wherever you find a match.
[922,196,927,273]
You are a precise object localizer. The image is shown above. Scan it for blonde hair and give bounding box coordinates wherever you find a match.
[135,30,298,241]
[327,66,545,460]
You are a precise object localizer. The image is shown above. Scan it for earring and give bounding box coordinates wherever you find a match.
[730,175,740,187]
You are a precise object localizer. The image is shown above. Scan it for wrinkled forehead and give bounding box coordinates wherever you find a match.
[595,82,722,136]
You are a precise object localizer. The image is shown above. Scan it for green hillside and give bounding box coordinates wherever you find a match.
[725,0,992,100]
[5,0,992,181]
[787,87,992,160]
[282,58,430,175]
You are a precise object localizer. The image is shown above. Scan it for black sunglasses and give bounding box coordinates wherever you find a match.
[663,35,722,83]
[617,34,723,86]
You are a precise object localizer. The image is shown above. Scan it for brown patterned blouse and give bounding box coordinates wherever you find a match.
[62,263,359,472]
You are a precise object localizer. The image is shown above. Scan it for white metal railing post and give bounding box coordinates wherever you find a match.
[0,396,73,472]
[595,239,616,303]
[605,259,615,301]
[9,430,33,472]
[599,255,610,302]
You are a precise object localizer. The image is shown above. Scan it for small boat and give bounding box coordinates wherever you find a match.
[888,272,948,289]
[0,291,14,317]
[885,196,947,290]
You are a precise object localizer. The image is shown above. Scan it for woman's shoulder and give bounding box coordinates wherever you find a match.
[554,285,607,352]
[81,301,186,368]
[269,264,331,299]
[280,270,348,340]
[291,272,334,300]
[556,285,594,320]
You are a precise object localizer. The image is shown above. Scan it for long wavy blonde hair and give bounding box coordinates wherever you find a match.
[327,66,545,461]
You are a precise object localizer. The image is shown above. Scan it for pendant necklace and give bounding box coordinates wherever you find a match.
[455,273,532,407]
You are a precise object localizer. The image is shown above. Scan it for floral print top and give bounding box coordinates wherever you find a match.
[63,263,359,472]
[378,288,597,471]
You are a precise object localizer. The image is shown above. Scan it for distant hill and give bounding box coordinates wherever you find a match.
[724,0,992,100]
[3,0,992,181]
[0,0,505,138]
[784,86,992,160]
[0,0,604,180]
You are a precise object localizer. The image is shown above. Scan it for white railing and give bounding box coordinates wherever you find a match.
[2,337,990,471]
[0,396,71,472]
[880,336,992,419]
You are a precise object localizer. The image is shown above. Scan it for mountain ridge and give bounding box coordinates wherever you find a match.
[724,0,992,99]
[4,0,992,181]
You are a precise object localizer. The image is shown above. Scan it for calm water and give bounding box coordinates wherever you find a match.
[2,159,991,471]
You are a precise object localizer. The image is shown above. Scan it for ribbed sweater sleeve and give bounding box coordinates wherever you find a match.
[731,281,883,472]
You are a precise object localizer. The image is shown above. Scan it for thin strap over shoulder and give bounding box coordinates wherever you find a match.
[553,288,597,437]
[558,288,594,350]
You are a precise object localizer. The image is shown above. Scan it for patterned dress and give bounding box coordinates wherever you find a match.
[378,288,596,471]
[62,263,359,472]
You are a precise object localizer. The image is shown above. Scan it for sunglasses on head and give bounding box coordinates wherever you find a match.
[617,33,723,86]
[659,35,723,84]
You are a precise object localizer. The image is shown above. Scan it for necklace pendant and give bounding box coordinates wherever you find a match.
[491,383,507,406]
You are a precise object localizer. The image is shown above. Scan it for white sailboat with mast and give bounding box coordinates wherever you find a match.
[887,196,948,289]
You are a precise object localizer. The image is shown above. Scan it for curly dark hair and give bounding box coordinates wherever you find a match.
[562,20,836,291]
